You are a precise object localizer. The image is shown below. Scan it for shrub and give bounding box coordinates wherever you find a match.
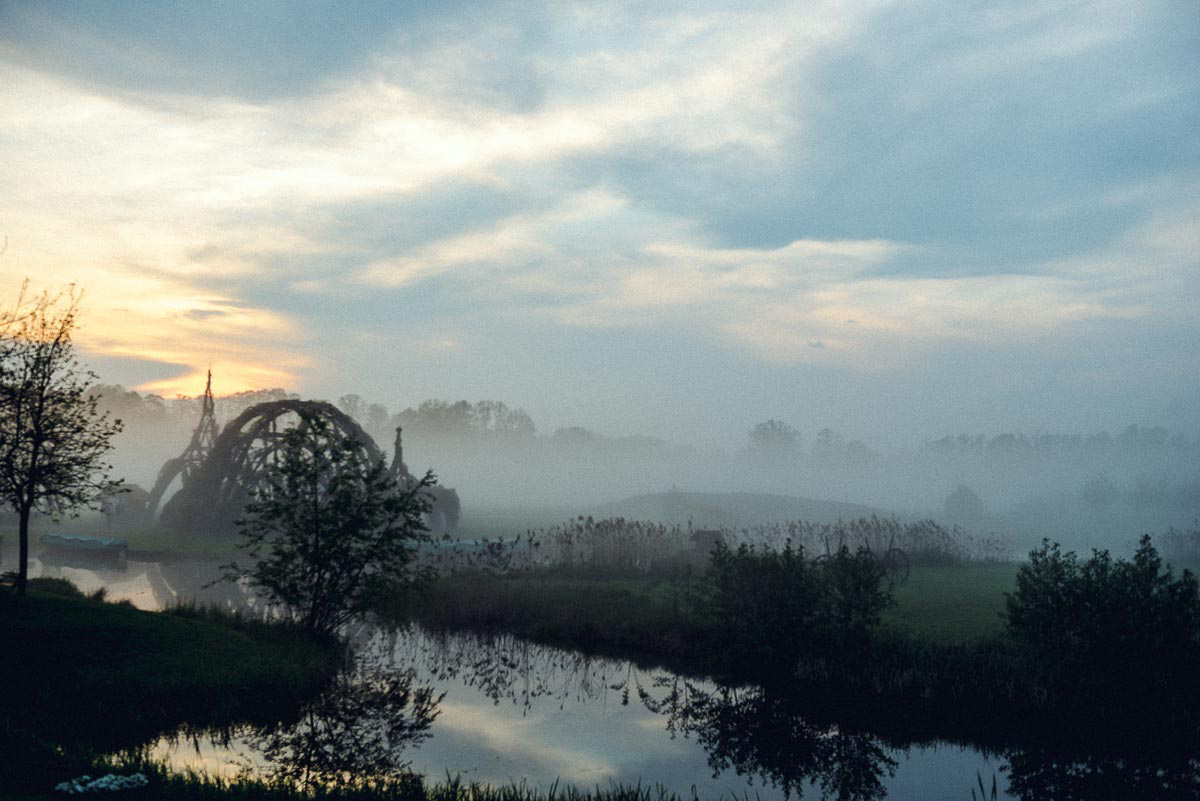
[704,542,891,677]
[1004,535,1200,696]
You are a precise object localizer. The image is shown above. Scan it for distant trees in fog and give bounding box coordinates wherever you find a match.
[87,382,1199,536]
[744,421,879,467]
[919,425,1195,462]
[747,419,800,463]
[95,383,1197,477]
[394,399,535,443]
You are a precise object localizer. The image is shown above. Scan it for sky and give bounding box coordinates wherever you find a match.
[1,0,1197,450]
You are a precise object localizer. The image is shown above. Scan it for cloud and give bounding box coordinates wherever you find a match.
[355,190,631,288]
[0,0,1195,443]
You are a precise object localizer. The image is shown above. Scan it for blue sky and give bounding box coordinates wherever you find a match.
[1,0,1196,448]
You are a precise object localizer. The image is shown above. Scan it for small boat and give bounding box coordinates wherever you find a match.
[40,533,129,570]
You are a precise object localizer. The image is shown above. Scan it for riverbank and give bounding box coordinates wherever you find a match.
[11,762,697,801]
[389,563,1018,667]
[384,557,1199,744]
[0,580,342,793]
[397,563,1020,650]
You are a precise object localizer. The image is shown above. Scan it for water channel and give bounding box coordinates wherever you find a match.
[28,555,1200,800]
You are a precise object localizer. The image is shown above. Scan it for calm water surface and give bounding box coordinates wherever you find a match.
[29,556,1193,800]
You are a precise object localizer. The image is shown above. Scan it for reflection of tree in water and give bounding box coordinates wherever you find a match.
[1003,740,1200,801]
[391,627,894,800]
[388,628,1200,801]
[242,636,441,789]
[157,625,1199,799]
[386,627,636,712]
[639,677,895,801]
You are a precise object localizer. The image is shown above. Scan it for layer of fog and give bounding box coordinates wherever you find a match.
[94,386,1199,554]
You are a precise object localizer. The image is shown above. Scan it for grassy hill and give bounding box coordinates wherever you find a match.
[454,491,889,540]
[585,491,886,529]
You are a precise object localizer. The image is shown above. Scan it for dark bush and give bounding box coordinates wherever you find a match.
[705,542,891,677]
[1005,535,1200,697]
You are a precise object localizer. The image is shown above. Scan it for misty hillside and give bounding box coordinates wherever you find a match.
[449,491,886,541]
[585,492,885,530]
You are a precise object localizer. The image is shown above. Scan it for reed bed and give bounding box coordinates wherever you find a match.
[420,515,1012,580]
[726,516,1010,565]
[417,518,691,576]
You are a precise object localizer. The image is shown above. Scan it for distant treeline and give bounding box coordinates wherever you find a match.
[91,386,1199,546]
[94,384,1200,464]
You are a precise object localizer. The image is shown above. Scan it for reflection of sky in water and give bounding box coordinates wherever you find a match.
[49,560,1016,799]
[400,656,1016,800]
[145,629,1016,800]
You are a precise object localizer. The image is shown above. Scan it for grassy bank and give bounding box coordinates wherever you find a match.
[386,554,1199,740]
[384,562,1040,729]
[11,761,698,801]
[394,563,1017,658]
[0,580,341,791]
[393,570,700,669]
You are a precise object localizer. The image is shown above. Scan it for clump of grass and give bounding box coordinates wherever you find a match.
[725,516,1012,566]
[1,591,343,794]
[425,518,693,577]
[535,517,689,573]
[47,758,702,801]
[25,575,86,598]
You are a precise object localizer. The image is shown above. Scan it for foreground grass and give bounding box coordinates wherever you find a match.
[9,760,706,801]
[3,582,337,707]
[0,580,341,791]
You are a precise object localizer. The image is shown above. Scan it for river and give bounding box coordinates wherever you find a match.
[27,555,1197,800]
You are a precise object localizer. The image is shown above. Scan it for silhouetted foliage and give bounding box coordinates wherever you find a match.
[730,515,993,565]
[0,285,122,595]
[1005,535,1200,699]
[642,680,895,800]
[247,640,441,790]
[704,542,890,677]
[220,416,437,635]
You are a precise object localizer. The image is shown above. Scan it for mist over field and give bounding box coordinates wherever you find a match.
[3,3,1199,796]
[93,385,1199,554]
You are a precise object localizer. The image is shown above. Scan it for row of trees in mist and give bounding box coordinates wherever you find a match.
[746,418,1200,466]
[99,385,1200,474]
[94,385,1198,531]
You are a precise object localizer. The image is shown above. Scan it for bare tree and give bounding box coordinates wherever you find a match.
[0,285,123,595]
